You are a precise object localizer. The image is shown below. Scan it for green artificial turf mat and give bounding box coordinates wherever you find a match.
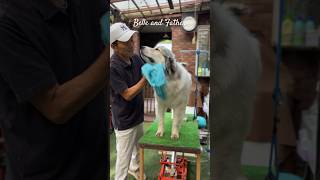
[138,113,201,153]
[110,121,268,180]
[243,165,268,180]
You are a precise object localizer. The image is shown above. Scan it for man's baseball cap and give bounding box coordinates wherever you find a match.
[110,22,137,44]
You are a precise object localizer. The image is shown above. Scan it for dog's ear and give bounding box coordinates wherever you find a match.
[165,56,176,75]
[180,62,188,68]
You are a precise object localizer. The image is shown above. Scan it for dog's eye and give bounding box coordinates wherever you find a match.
[155,48,160,51]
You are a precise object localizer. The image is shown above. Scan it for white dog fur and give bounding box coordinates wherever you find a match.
[140,46,192,139]
[211,3,262,180]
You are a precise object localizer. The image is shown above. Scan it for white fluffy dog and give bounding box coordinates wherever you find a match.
[140,46,192,139]
[211,3,262,180]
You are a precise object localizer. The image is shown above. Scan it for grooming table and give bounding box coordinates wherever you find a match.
[138,113,201,180]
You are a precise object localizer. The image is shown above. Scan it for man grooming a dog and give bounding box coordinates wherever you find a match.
[110,22,147,180]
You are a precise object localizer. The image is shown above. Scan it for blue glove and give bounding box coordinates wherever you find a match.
[100,12,109,45]
[141,64,167,100]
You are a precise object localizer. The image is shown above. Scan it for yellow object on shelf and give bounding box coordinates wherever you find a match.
[282,15,293,46]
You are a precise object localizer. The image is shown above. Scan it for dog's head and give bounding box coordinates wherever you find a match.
[140,46,177,75]
[140,46,174,64]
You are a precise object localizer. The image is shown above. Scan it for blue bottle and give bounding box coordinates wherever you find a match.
[293,17,305,47]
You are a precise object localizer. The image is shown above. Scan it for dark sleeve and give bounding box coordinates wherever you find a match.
[110,66,128,95]
[100,0,108,16]
[134,54,144,70]
[0,18,57,102]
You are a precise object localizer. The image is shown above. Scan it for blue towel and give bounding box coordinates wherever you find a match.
[100,12,109,45]
[141,64,167,100]
[197,116,207,128]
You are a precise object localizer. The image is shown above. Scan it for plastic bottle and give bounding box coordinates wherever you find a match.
[281,15,294,46]
[305,16,317,47]
[203,67,206,76]
[198,67,202,76]
[305,17,315,32]
[202,62,207,76]
[293,17,305,47]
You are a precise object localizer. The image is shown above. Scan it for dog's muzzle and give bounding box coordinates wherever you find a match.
[140,50,155,63]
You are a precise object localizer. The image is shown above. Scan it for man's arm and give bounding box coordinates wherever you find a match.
[30,48,109,124]
[120,76,147,101]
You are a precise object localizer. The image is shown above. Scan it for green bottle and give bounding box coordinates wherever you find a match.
[282,15,294,46]
[198,67,202,76]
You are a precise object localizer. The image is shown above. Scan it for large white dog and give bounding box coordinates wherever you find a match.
[211,3,262,180]
[140,46,192,139]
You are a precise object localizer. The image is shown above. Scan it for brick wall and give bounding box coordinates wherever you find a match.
[172,26,197,74]
[133,32,140,55]
[171,14,210,113]
[172,13,210,75]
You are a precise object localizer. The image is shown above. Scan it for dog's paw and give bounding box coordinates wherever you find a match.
[155,128,164,137]
[171,132,179,140]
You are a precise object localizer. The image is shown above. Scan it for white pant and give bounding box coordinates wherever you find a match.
[114,123,144,180]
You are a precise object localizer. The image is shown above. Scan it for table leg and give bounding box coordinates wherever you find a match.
[139,147,144,180]
[196,153,201,180]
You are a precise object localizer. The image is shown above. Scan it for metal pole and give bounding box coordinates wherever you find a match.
[194,49,201,120]
[317,87,320,180]
[265,0,285,179]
